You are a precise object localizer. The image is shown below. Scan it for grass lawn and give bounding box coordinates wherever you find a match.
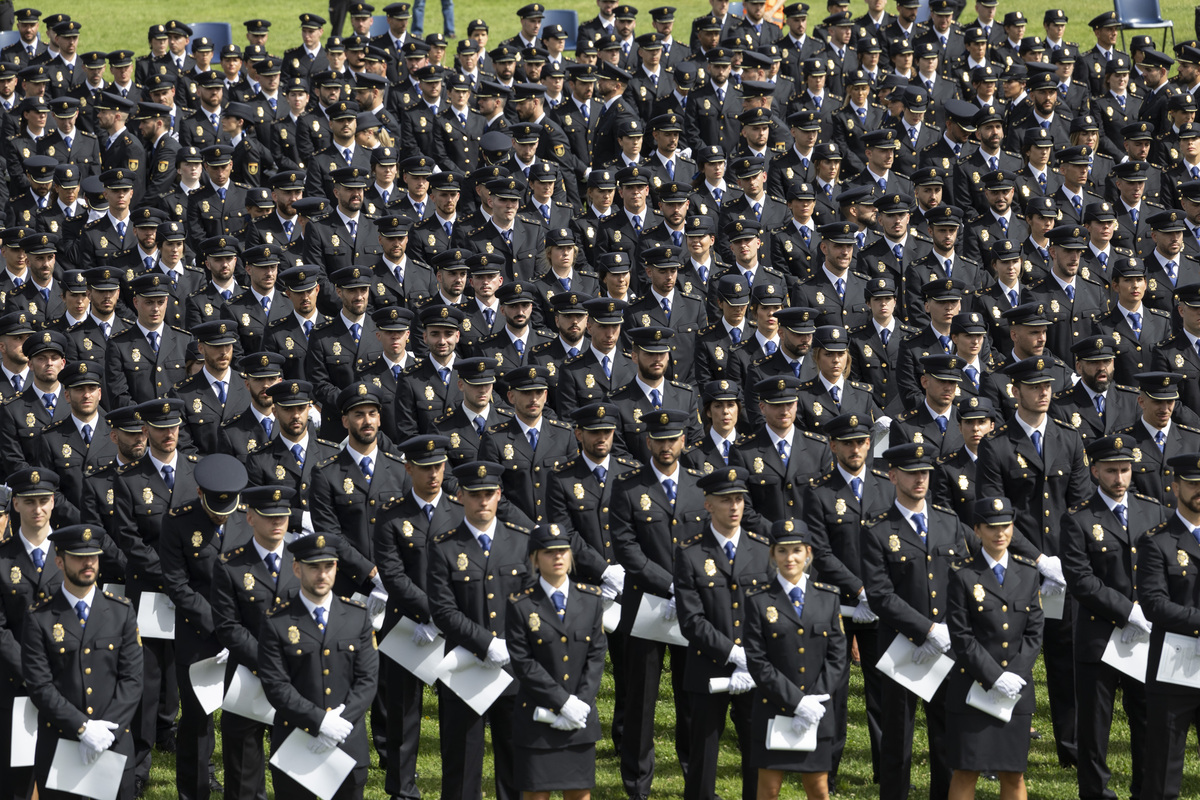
[143,647,1200,799]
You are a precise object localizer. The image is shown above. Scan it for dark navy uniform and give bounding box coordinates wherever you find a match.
[478,406,576,523]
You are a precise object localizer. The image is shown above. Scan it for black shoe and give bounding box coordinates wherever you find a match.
[210,775,224,792]
[1029,728,1042,740]
[828,775,839,794]
[983,773,998,781]
[156,731,177,753]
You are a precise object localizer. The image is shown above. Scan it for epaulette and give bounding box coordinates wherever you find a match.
[863,509,891,527]
[401,360,425,376]
[984,422,1009,439]
[0,393,21,407]
[29,594,53,610]
[848,379,872,391]
[511,586,536,601]
[930,502,955,514]
[313,453,340,469]
[1133,492,1163,505]
[668,379,694,391]
[380,449,405,463]
[221,545,247,563]
[219,411,247,429]
[553,456,579,473]
[266,599,291,616]
[1011,553,1037,567]
[699,322,718,335]
[746,583,771,596]
[310,317,337,333]
[680,532,705,548]
[116,458,143,474]
[684,467,703,477]
[1146,307,1171,317]
[502,520,531,533]
[910,229,931,242]
[185,453,199,462]
[801,429,827,442]
[546,417,572,430]
[485,421,508,434]
[615,466,643,481]
[896,406,919,422]
[315,438,339,449]
[103,590,133,606]
[562,350,586,365]
[575,582,603,595]
[870,467,889,480]
[168,501,197,517]
[432,529,455,544]
[1050,417,1077,430]
[810,470,835,487]
[744,529,770,545]
[615,455,639,467]
[339,595,366,608]
[1180,423,1200,435]
[812,581,838,593]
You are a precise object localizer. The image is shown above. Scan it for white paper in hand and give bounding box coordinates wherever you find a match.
[1155,632,1200,689]
[136,591,176,639]
[268,729,356,800]
[1102,627,1150,683]
[1040,588,1065,620]
[377,618,446,685]
[708,677,731,694]
[10,696,37,767]
[436,647,514,715]
[533,707,558,724]
[839,605,857,617]
[965,681,1019,722]
[765,716,818,751]
[188,656,227,715]
[46,739,127,800]
[630,594,688,646]
[875,634,955,702]
[602,598,622,633]
[221,665,277,725]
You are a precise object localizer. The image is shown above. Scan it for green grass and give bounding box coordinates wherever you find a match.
[143,647,1200,799]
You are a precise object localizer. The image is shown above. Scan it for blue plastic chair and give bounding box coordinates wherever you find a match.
[1113,0,1175,51]
[0,31,19,50]
[186,22,234,54]
[370,15,392,37]
[540,9,579,50]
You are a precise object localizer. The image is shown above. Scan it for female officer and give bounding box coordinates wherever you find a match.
[946,497,1044,800]
[744,518,847,800]
[506,523,607,800]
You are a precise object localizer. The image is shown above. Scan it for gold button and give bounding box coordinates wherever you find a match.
[325,687,332,695]
[323,649,330,656]
[323,669,329,675]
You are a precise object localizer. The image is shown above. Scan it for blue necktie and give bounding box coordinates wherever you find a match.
[514,339,525,359]
[350,323,361,342]
[527,428,538,452]
[672,230,682,247]
[792,360,802,378]
[1099,252,1108,266]
[303,320,314,338]
[552,590,566,618]
[262,418,273,438]
[765,341,777,355]
[1156,430,1166,452]
[666,160,674,180]
[835,278,845,299]
[650,388,662,408]
[347,220,357,240]
[76,599,88,624]
[1009,289,1019,307]
[292,443,305,466]
[829,385,840,407]
[661,297,671,318]
[393,364,402,381]
[1031,430,1042,457]
[360,456,373,480]
[593,465,607,483]
[266,553,280,581]
[81,424,92,445]
[753,202,762,221]
[314,606,326,632]
[724,540,736,563]
[116,221,126,238]
[1066,284,1075,302]
[777,438,789,465]
[1129,312,1141,338]
[893,244,903,260]
[10,373,21,394]
[162,464,175,490]
[478,533,492,556]
[1114,503,1127,528]
[800,225,810,246]
[939,335,951,353]
[31,548,44,569]
[424,503,435,521]
[438,367,450,385]
[559,276,571,292]
[44,394,55,411]
[964,365,978,388]
[789,586,804,613]
[484,308,495,328]
[1166,261,1178,285]
[936,415,947,434]
[722,440,731,463]
[851,477,862,501]
[632,215,642,233]
[217,187,226,201]
[662,478,676,502]
[992,563,1005,585]
[221,290,232,302]
[913,512,927,542]
[215,380,227,404]
[475,416,487,435]
[1095,394,1106,416]
[880,328,890,346]
[602,355,611,379]
[730,327,741,345]
[1130,207,1139,224]
[444,221,453,237]
[713,187,723,202]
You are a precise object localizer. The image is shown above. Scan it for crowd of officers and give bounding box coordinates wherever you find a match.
[3,1,1200,800]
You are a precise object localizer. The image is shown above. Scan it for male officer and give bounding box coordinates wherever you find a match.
[426,460,531,800]
[104,273,190,409]
[219,353,287,459]
[609,327,704,466]
[675,465,771,800]
[1149,283,1200,414]
[862,442,977,800]
[433,357,513,466]
[557,297,635,415]
[611,408,706,800]
[1062,435,1168,800]
[258,533,379,800]
[1049,335,1141,444]
[264,265,331,382]
[21,524,143,800]
[0,328,70,476]
[931,397,998,524]
[211,485,301,800]
[977,356,1090,768]
[471,280,555,368]
[67,267,132,366]
[889,354,966,457]
[161,455,247,800]
[394,304,467,440]
[35,360,115,514]
[170,321,249,455]
[223,244,294,355]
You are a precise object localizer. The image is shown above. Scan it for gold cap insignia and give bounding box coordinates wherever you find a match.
[315,535,326,548]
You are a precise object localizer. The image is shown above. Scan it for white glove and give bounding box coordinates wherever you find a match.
[926,623,951,652]
[78,720,118,764]
[1040,578,1067,596]
[309,732,340,753]
[1037,555,1066,586]
[991,671,1026,699]
[853,591,878,624]
[728,667,756,695]
[727,644,747,670]
[300,510,315,537]
[911,639,941,665]
[485,638,510,668]
[602,564,626,595]
[1126,604,1152,635]
[560,694,591,727]
[309,407,322,431]
[367,585,388,618]
[412,622,439,646]
[600,581,620,600]
[550,714,577,730]
[678,146,693,159]
[792,694,830,730]
[214,648,230,665]
[319,704,353,742]
[663,596,677,621]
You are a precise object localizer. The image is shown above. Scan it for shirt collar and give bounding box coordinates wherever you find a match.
[894,499,928,531]
[149,451,178,474]
[981,549,1009,571]
[635,375,665,402]
[539,576,568,601]
[464,517,497,543]
[61,584,96,613]
[1014,414,1048,440]
[776,571,808,596]
[21,533,50,561]
[650,461,680,486]
[837,462,865,485]
[253,538,286,562]
[299,591,333,618]
[1143,416,1172,439]
[711,524,741,551]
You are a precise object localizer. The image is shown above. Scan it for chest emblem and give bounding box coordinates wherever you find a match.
[1179,549,1190,567]
[1071,412,1081,428]
[288,626,300,644]
[457,552,469,570]
[835,498,847,515]
[10,566,20,584]
[640,494,652,510]
[958,473,969,490]
[1092,524,1104,541]
[528,612,540,631]
[973,584,985,602]
[343,478,355,494]
[889,534,901,552]
[53,623,64,642]
[753,457,764,473]
[192,531,204,548]
[193,398,203,413]
[244,573,256,590]
[142,487,154,504]
[705,558,717,576]
[402,520,414,537]
[332,342,342,356]
[503,443,515,460]
[766,606,778,623]
[275,465,286,480]
[585,374,596,388]
[863,344,873,358]
[131,348,141,362]
[573,483,585,498]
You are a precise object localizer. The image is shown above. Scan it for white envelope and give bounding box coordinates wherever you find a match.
[765,715,818,751]
[189,656,227,715]
[45,739,127,800]
[268,729,356,800]
[602,598,622,633]
[965,681,1019,722]
[1101,628,1150,683]
[875,633,955,702]
[436,645,514,715]
[221,665,277,725]
[1041,589,1066,620]
[349,593,385,631]
[10,696,37,767]
[136,591,175,639]
[1155,632,1200,689]
[629,594,688,646]
[377,618,446,686]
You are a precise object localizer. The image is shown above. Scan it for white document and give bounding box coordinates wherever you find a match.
[765,715,818,752]
[533,707,558,724]
[965,681,1019,722]
[839,605,857,617]
[1155,632,1200,689]
[875,634,955,702]
[436,646,514,715]
[45,739,127,800]
[221,665,277,725]
[136,591,175,639]
[268,729,356,800]
[629,595,688,646]
[1101,629,1150,683]
[708,677,731,694]
[349,593,385,631]
[101,583,125,599]
[377,618,446,685]
[10,696,37,767]
[189,656,227,715]
[1041,589,1065,620]
[602,598,622,633]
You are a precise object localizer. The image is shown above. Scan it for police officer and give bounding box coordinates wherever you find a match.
[0,328,70,476]
[393,304,466,440]
[794,324,882,434]
[862,442,978,800]
[81,404,146,534]
[556,297,635,416]
[356,306,416,443]
[931,397,998,525]
[183,235,244,331]
[675,465,771,800]
[1049,336,1142,444]
[744,306,820,423]
[219,352,288,459]
[888,354,966,457]
[210,485,301,800]
[21,524,143,800]
[161,454,248,800]
[104,272,190,409]
[426,460,531,800]
[432,357,513,466]
[223,244,294,355]
[1115,373,1200,505]
[35,360,115,513]
[67,267,132,366]
[258,533,380,800]
[264,265,331,382]
[609,327,704,466]
[170,320,249,455]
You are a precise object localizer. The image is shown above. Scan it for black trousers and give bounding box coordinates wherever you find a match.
[1075,658,1147,800]
[174,651,216,800]
[833,623,884,784]
[608,630,629,753]
[619,637,692,797]
[382,657,423,799]
[684,689,754,800]
[327,0,351,37]
[132,637,173,782]
[1044,609,1078,767]
[1142,688,1200,800]
[879,681,950,800]
[437,688,517,800]
[220,710,269,800]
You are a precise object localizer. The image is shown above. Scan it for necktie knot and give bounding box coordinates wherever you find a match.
[593,465,607,483]
[424,503,435,521]
[475,416,487,435]
[527,427,539,451]
[292,443,305,465]
[31,548,44,569]
[303,320,314,337]
[936,415,947,434]
[1095,393,1106,415]
[438,367,450,385]
[266,553,280,579]
[777,438,790,463]
[350,323,362,342]
[938,334,951,353]
[360,456,373,479]
[601,355,611,378]
[81,424,92,445]
[478,533,492,555]
[965,365,978,386]
[730,326,741,345]
[552,590,566,616]
[662,478,676,501]
[262,417,274,437]
[789,586,804,609]
[880,328,890,346]
[992,563,1005,585]
[314,606,326,629]
[650,388,662,408]
[44,393,56,411]
[75,599,88,624]
[724,540,736,562]
[162,464,175,489]
[835,277,846,299]
[1114,503,1128,528]
[215,380,227,404]
[829,385,841,405]
[850,476,863,500]
[1156,430,1167,451]
[217,187,226,201]
[913,512,927,539]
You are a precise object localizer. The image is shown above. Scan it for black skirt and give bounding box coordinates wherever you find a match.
[514,742,596,791]
[946,711,1033,773]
